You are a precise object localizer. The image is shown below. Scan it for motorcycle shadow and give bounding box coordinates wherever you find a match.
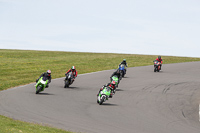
[153,71,163,73]
[101,103,118,106]
[65,87,79,89]
[36,93,54,95]
[116,89,124,91]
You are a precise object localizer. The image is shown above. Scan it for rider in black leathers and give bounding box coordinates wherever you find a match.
[36,70,51,88]
[110,69,122,82]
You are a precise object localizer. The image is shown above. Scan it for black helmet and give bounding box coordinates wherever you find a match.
[158,56,161,60]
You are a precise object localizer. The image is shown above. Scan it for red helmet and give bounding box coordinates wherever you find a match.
[47,70,51,76]
[111,81,116,85]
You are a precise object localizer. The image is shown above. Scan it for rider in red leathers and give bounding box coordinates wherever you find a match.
[65,66,78,83]
[155,56,163,70]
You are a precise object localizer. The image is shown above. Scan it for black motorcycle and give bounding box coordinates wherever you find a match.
[64,72,74,88]
[153,60,161,72]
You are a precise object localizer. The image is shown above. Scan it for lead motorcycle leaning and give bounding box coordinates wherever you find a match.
[35,76,49,94]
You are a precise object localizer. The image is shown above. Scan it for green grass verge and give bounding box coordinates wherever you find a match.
[0,49,200,133]
[0,115,72,133]
[1,49,200,91]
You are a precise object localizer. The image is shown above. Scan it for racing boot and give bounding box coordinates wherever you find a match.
[45,84,49,88]
[109,92,113,98]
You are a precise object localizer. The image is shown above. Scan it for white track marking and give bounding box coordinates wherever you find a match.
[199,104,200,121]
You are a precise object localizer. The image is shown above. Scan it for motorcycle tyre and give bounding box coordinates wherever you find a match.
[99,96,105,105]
[65,80,70,88]
[36,86,42,94]
[154,66,157,72]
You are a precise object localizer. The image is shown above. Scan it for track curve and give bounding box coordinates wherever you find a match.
[1,62,200,133]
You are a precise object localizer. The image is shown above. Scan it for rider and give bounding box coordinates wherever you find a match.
[119,59,128,67]
[97,81,116,98]
[155,56,163,70]
[110,69,122,82]
[65,66,78,83]
[119,59,128,74]
[36,70,52,88]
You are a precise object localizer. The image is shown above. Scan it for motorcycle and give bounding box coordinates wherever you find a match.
[154,60,161,72]
[97,86,111,105]
[118,64,126,77]
[64,72,74,88]
[110,75,119,89]
[35,77,49,94]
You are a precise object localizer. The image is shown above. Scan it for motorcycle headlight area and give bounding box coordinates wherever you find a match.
[40,80,46,84]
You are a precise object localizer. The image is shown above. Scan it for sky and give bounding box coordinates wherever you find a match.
[0,0,200,57]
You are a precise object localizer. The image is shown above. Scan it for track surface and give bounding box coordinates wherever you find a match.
[1,62,200,133]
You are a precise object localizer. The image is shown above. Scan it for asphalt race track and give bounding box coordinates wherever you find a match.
[1,62,200,133]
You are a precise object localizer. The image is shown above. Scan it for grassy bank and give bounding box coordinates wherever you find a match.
[1,49,200,91]
[0,115,72,133]
[0,49,200,133]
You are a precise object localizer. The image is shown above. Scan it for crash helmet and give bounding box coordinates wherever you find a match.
[47,70,51,76]
[158,56,161,60]
[71,66,76,71]
[123,59,126,61]
[111,81,116,85]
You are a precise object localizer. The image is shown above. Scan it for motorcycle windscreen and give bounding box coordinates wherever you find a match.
[105,87,111,92]
[42,76,47,81]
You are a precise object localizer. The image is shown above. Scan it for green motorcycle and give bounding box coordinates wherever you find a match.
[35,77,49,94]
[111,75,119,87]
[97,86,111,105]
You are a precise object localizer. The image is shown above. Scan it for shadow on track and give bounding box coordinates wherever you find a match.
[101,103,118,106]
[36,93,54,95]
[65,87,80,89]
[116,89,124,91]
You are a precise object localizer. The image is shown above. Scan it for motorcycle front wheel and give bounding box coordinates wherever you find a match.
[36,86,42,94]
[99,96,105,105]
[64,80,70,88]
[154,66,157,72]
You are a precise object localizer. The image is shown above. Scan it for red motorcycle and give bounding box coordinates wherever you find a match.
[154,60,161,72]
